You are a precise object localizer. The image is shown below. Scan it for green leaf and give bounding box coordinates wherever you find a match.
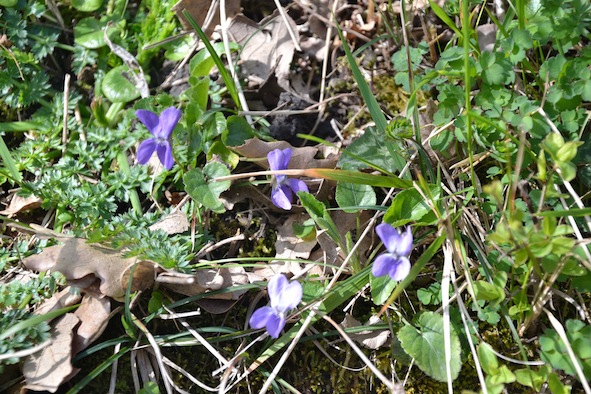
[398,311,462,382]
[71,0,103,12]
[478,342,499,375]
[185,77,209,110]
[335,25,405,173]
[0,136,22,183]
[0,0,18,6]
[183,163,231,213]
[148,291,163,314]
[337,127,408,175]
[488,365,516,385]
[102,65,142,103]
[189,42,228,78]
[514,367,547,391]
[298,192,340,244]
[335,182,376,213]
[370,274,397,305]
[548,372,571,394]
[540,319,591,378]
[74,17,120,49]
[223,116,254,147]
[310,168,412,189]
[207,140,239,169]
[383,186,440,226]
[473,280,505,307]
[480,51,515,86]
[138,381,160,394]
[292,218,316,241]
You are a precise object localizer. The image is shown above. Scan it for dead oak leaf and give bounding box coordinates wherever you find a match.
[228,10,298,90]
[24,238,155,301]
[23,313,80,393]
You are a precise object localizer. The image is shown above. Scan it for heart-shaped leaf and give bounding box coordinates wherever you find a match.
[335,182,376,213]
[398,311,462,382]
[183,162,231,213]
[102,65,142,103]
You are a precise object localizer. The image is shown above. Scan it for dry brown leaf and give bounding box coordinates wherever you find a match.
[23,238,156,301]
[156,264,250,301]
[264,212,318,276]
[0,193,42,216]
[149,210,190,235]
[477,24,498,52]
[23,313,80,393]
[228,10,297,90]
[341,314,390,350]
[72,294,111,355]
[172,0,241,34]
[233,137,337,169]
[34,286,82,316]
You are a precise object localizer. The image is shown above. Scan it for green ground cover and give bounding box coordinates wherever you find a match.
[1,0,591,393]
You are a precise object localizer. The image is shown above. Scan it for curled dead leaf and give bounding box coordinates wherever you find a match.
[341,314,390,350]
[71,294,111,355]
[156,264,250,301]
[233,137,338,169]
[0,193,42,216]
[23,238,156,301]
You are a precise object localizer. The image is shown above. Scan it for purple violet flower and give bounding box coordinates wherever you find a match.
[372,223,413,281]
[135,107,181,170]
[267,148,308,210]
[249,274,302,338]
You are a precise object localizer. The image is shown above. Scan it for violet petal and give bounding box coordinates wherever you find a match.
[375,223,402,254]
[267,148,291,171]
[395,227,413,256]
[136,110,160,134]
[389,256,411,281]
[157,107,182,139]
[274,280,302,313]
[268,274,288,301]
[249,306,274,329]
[372,253,396,277]
[286,178,308,194]
[265,312,285,338]
[137,138,157,164]
[271,184,293,210]
[156,142,174,170]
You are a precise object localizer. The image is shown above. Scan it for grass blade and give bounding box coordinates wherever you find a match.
[0,136,22,183]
